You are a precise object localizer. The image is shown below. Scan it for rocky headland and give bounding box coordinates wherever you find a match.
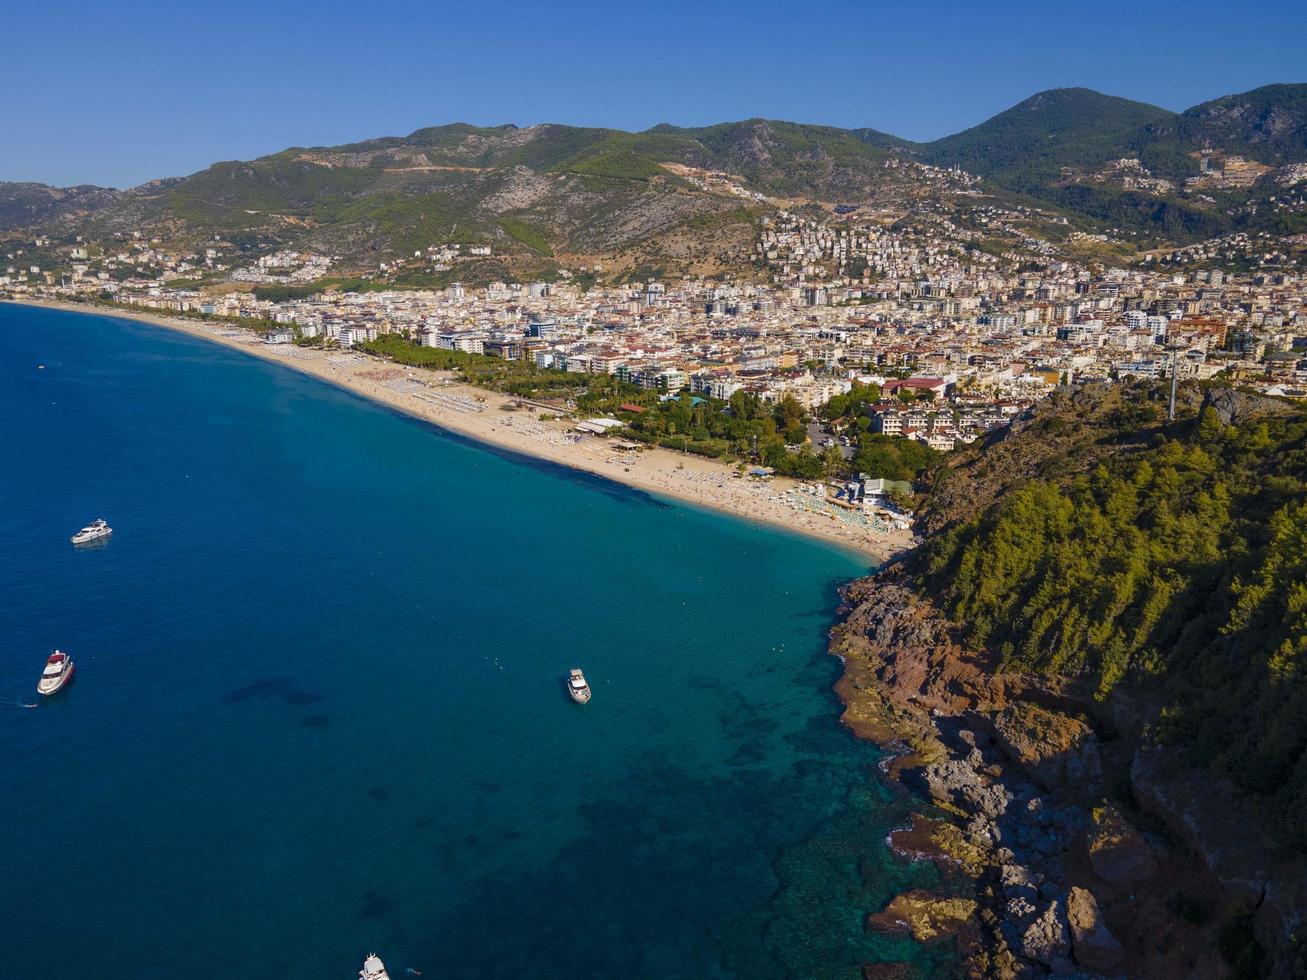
[829,382,1307,978]
[835,571,1304,979]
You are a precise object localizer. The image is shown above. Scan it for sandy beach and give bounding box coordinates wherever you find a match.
[9,299,912,563]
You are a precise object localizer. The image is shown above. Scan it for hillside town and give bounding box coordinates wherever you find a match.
[5,209,1306,451]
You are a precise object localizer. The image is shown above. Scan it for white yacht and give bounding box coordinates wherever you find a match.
[567,668,592,704]
[70,519,112,545]
[37,650,75,696]
[359,953,391,980]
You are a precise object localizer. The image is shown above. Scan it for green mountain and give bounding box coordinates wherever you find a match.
[0,181,123,233]
[1178,83,1307,163]
[649,119,900,198]
[3,119,928,279]
[917,83,1307,241]
[918,87,1181,187]
[5,83,1306,271]
[915,88,1220,239]
[155,118,909,237]
[58,123,741,276]
[919,83,1307,189]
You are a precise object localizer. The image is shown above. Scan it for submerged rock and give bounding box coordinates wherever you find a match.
[888,812,991,878]
[867,889,979,943]
[859,964,915,980]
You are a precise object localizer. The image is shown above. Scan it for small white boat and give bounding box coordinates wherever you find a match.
[71,519,112,545]
[567,668,592,704]
[37,650,75,696]
[359,953,391,980]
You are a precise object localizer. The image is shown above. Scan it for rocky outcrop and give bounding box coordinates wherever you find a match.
[831,580,1076,720]
[868,890,978,943]
[831,571,1283,978]
[900,757,1011,820]
[1066,885,1124,973]
[1015,899,1071,969]
[888,813,990,878]
[832,578,1093,976]
[1086,805,1159,887]
[1130,744,1307,975]
[993,703,1101,791]
[1200,385,1296,427]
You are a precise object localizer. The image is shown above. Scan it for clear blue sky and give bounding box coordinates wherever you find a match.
[4,0,1304,188]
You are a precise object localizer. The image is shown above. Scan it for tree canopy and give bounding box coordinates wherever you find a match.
[918,401,1307,850]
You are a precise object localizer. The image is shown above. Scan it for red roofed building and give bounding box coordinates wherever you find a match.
[1168,317,1228,348]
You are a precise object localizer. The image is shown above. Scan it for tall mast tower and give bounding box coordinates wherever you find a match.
[1168,351,1179,422]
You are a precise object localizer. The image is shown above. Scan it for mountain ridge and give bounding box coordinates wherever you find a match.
[5,82,1305,274]
[13,82,1305,195]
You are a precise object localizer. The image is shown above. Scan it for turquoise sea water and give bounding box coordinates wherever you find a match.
[0,305,954,979]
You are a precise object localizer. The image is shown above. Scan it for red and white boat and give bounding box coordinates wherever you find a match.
[37,650,75,696]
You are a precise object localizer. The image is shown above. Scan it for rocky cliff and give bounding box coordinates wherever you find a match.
[832,573,1268,977]
[832,383,1307,977]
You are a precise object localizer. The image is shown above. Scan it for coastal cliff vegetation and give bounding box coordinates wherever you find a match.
[918,384,1307,851]
[833,382,1307,977]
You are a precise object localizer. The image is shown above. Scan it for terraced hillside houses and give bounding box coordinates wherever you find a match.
[5,209,1306,443]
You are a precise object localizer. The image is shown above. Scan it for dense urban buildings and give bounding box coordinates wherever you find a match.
[7,205,1303,442]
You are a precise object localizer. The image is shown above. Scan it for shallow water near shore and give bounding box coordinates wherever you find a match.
[0,305,955,978]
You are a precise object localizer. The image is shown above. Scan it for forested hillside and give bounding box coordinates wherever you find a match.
[918,88,1180,187]
[917,84,1307,241]
[1179,83,1307,164]
[915,384,1307,849]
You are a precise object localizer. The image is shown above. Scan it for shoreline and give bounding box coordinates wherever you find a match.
[6,297,910,564]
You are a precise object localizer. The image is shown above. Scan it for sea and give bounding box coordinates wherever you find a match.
[0,303,956,979]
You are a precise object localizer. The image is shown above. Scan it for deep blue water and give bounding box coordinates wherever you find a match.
[0,304,954,979]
